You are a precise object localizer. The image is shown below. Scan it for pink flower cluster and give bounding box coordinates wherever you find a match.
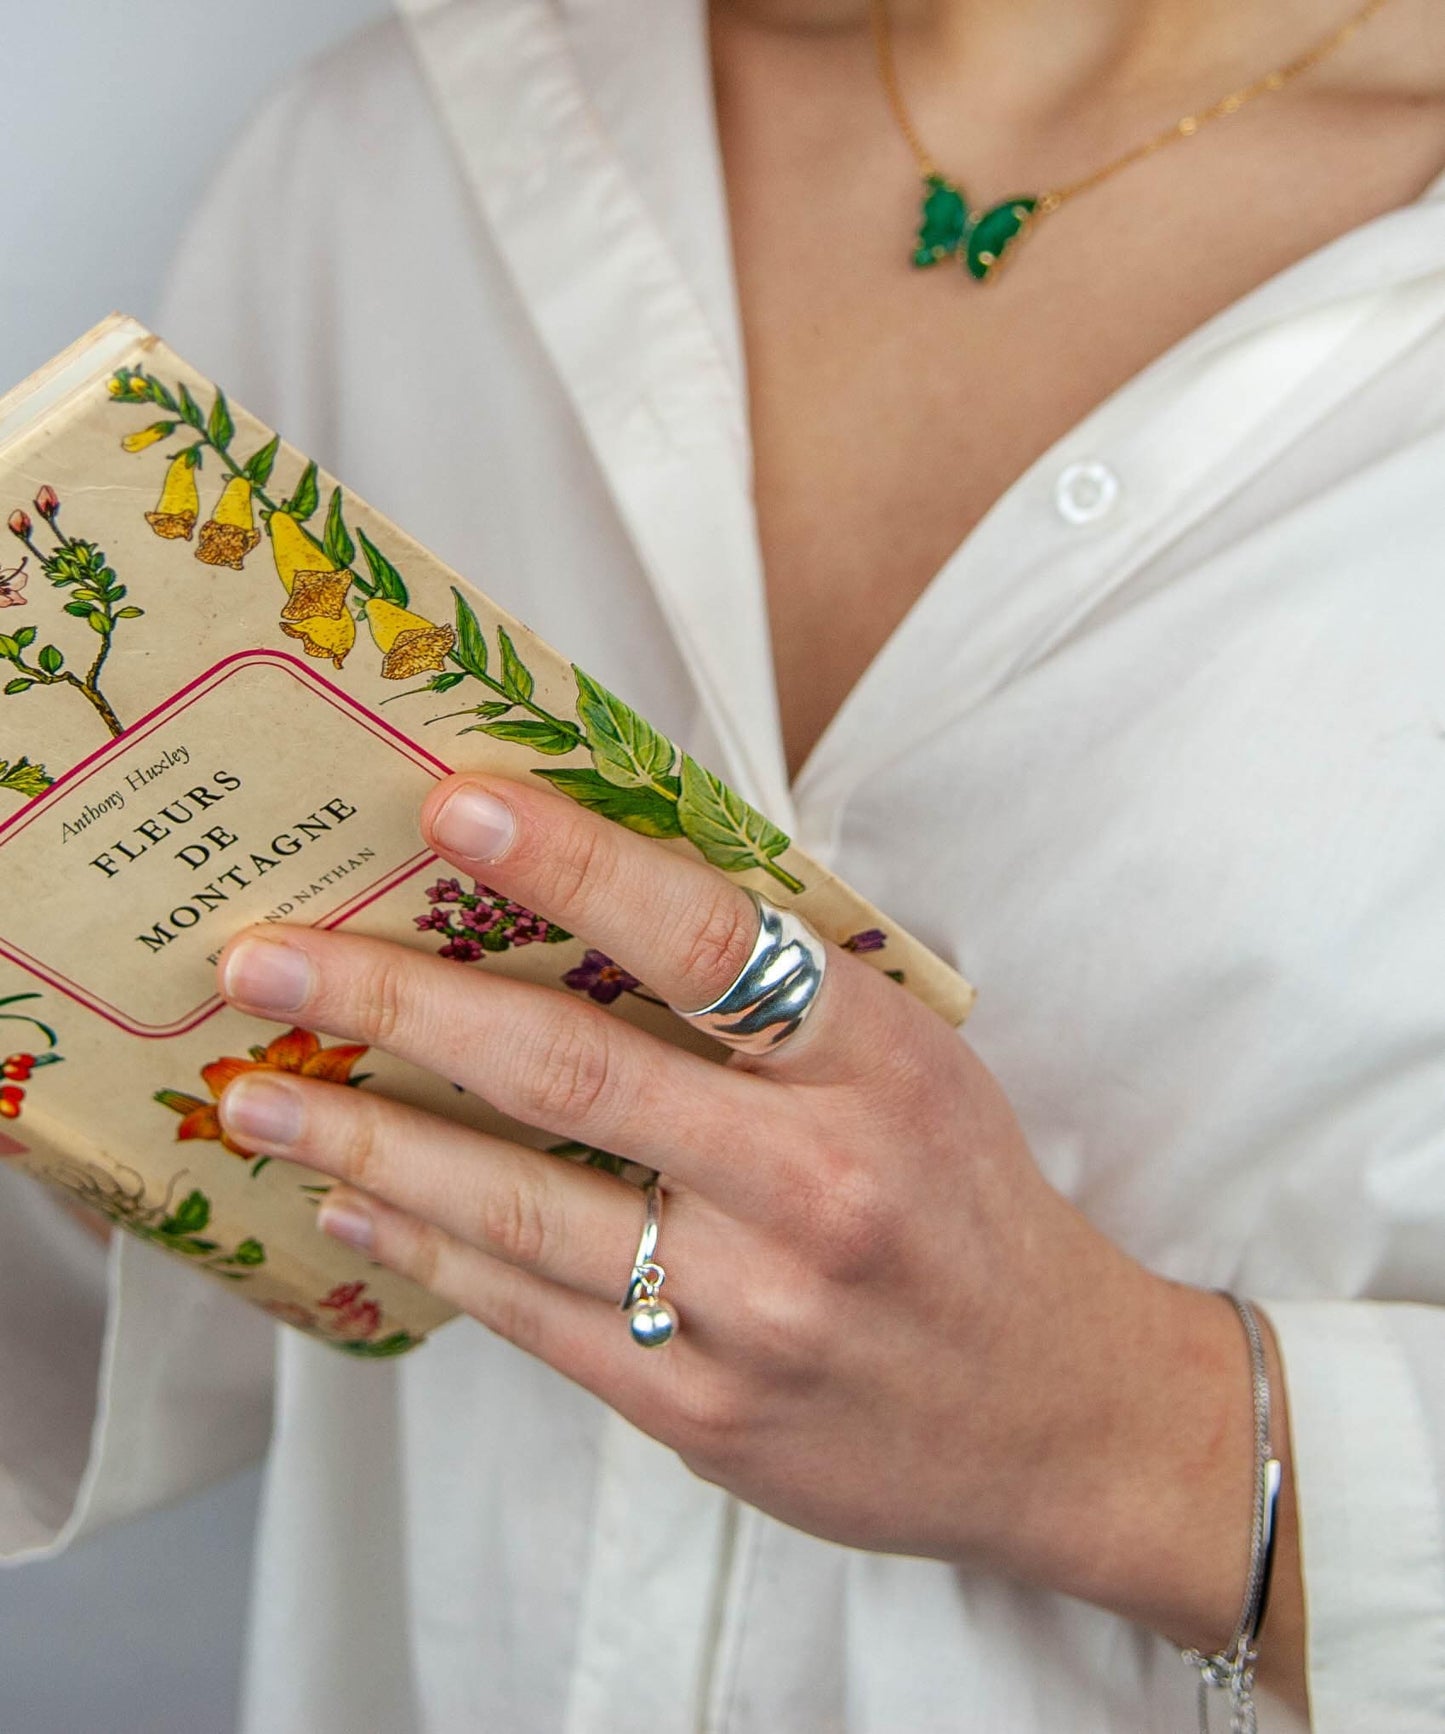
[265,1280,385,1339]
[414,876,569,961]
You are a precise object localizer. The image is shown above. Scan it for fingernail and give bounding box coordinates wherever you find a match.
[219,1075,304,1149]
[221,936,314,1013]
[317,1197,373,1252]
[431,784,516,862]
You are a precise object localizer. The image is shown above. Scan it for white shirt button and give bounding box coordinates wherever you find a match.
[1055,460,1120,525]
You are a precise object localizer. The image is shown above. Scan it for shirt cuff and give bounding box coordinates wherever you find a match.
[0,1171,277,1565]
[1258,1299,1445,1734]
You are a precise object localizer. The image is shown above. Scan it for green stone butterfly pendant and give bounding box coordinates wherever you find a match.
[912,173,1039,283]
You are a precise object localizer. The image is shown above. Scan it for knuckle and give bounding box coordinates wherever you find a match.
[331,1098,388,1193]
[668,1374,745,1462]
[476,1176,554,1271]
[405,1217,447,1295]
[543,817,612,917]
[734,1273,828,1378]
[360,950,417,1049]
[795,1144,901,1285]
[515,1016,615,1129]
[670,890,757,1003]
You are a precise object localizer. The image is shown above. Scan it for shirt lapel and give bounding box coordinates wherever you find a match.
[395,0,795,827]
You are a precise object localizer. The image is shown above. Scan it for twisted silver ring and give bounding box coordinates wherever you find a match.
[670,888,827,1055]
[621,1178,677,1348]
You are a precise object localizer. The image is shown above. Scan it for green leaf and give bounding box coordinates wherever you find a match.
[496,626,534,702]
[230,1237,266,1266]
[114,606,144,619]
[450,587,488,678]
[87,612,109,635]
[338,1332,419,1358]
[547,1140,630,1178]
[357,526,409,605]
[676,753,792,874]
[571,665,676,790]
[62,601,91,617]
[177,383,205,429]
[0,756,51,796]
[36,644,62,674]
[160,1189,210,1235]
[3,677,34,695]
[283,459,320,522]
[467,716,577,753]
[12,625,35,650]
[0,635,16,659]
[534,766,684,837]
[152,1089,205,1115]
[185,1237,220,1253]
[207,388,234,450]
[244,434,280,487]
[323,487,355,569]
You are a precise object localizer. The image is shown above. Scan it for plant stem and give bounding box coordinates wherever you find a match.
[60,668,123,737]
[761,858,806,895]
[150,378,378,600]
[441,651,584,742]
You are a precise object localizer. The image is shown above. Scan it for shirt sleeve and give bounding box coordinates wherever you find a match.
[0,1166,275,1566]
[1258,1299,1445,1733]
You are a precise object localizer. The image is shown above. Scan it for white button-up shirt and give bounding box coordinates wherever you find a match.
[3,4,1444,1730]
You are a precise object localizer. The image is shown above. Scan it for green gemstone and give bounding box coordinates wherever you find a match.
[963,198,1037,281]
[914,174,967,267]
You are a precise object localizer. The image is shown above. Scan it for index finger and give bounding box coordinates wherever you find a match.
[417,771,880,1079]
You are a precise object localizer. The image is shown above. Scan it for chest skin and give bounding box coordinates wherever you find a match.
[709,4,1445,780]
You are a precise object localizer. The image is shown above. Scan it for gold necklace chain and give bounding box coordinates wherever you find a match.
[870,0,1392,278]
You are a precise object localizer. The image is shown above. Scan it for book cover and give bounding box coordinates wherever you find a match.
[0,315,975,1358]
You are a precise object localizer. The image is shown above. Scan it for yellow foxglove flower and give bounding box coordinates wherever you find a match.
[196,476,262,569]
[121,421,175,453]
[268,510,333,595]
[144,451,200,540]
[269,511,354,667]
[365,597,457,680]
[280,608,357,669]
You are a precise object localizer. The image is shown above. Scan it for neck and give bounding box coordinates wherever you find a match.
[711,0,1331,109]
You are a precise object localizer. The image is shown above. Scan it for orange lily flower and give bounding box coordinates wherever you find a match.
[154,1026,370,1156]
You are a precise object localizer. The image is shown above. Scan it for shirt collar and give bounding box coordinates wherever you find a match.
[395,0,794,825]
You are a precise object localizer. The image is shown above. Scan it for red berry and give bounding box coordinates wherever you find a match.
[0,1086,22,1118]
[3,1056,32,1080]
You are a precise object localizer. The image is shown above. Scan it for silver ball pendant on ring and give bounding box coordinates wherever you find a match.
[627,1297,678,1348]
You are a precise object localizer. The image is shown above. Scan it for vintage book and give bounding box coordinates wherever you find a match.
[0,315,975,1358]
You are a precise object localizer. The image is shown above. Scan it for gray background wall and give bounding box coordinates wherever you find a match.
[0,5,389,1728]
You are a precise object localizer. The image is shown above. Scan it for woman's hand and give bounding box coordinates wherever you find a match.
[211,772,1300,1696]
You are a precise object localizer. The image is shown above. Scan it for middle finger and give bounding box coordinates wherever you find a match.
[214,924,803,1222]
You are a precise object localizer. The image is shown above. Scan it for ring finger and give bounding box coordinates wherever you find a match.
[217,1067,704,1304]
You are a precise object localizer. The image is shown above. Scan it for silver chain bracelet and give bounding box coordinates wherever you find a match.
[1179,1294,1283,1734]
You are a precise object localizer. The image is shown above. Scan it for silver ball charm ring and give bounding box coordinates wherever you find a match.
[622,1179,677,1348]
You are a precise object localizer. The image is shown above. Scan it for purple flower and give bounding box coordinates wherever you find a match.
[563,949,640,1005]
[414,909,451,932]
[842,928,887,954]
[457,902,502,934]
[426,877,465,904]
[438,936,484,962]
